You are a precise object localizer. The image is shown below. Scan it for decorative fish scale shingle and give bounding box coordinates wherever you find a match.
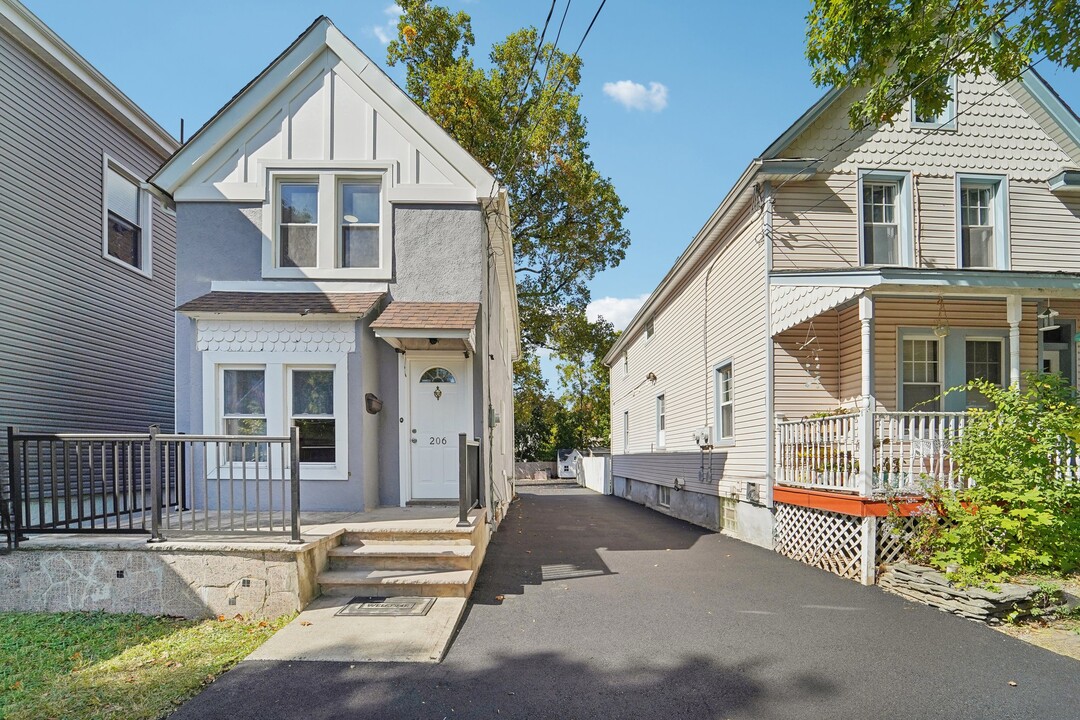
[771,285,862,334]
[783,73,1072,180]
[195,319,356,353]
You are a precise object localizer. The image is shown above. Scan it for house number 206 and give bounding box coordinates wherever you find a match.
[429,437,448,445]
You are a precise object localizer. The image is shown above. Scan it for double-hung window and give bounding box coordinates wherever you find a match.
[265,167,390,279]
[291,369,336,463]
[957,176,1007,269]
[656,395,666,449]
[715,362,734,441]
[965,339,1003,409]
[622,410,629,453]
[901,338,942,411]
[103,156,151,274]
[222,368,267,461]
[860,171,911,266]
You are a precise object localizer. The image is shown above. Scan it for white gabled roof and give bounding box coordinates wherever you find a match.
[152,16,498,197]
[0,0,177,156]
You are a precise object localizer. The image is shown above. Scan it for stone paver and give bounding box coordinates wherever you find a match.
[171,488,1080,720]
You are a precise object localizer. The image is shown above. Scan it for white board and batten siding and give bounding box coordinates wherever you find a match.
[610,205,767,500]
[0,18,177,461]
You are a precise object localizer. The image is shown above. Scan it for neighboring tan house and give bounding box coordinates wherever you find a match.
[604,67,1080,583]
[151,17,519,520]
[0,0,179,469]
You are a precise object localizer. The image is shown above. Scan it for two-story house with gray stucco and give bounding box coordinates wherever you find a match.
[151,17,519,523]
[0,0,179,472]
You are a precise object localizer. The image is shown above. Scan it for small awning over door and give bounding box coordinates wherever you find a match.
[371,301,480,353]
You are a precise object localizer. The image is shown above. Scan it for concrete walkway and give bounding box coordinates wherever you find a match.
[172,488,1080,720]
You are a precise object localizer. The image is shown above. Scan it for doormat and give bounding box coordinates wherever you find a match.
[335,596,436,617]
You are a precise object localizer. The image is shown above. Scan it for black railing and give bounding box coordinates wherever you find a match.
[6,425,301,547]
[457,433,482,527]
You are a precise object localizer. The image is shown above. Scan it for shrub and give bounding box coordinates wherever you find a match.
[910,373,1080,585]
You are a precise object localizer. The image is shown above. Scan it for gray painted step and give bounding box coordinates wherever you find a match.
[327,543,475,571]
[317,569,475,598]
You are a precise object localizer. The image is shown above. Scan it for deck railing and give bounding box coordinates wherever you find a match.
[776,409,971,496]
[457,433,481,527]
[6,425,301,547]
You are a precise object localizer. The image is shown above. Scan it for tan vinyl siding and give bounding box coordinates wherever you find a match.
[1009,180,1080,271]
[837,305,862,404]
[772,177,858,271]
[610,206,767,496]
[914,174,956,268]
[0,28,176,467]
[773,313,840,419]
[871,297,1039,410]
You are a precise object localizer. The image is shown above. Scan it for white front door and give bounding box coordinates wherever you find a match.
[409,357,470,499]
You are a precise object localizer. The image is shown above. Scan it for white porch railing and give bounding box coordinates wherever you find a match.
[775,410,972,496]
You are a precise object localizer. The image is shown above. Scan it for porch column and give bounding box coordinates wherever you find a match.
[1007,295,1022,387]
[857,296,875,498]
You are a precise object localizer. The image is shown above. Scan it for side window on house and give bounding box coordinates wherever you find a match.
[291,369,335,463]
[104,160,150,273]
[656,394,666,448]
[658,484,671,508]
[340,182,380,268]
[622,352,629,377]
[862,181,899,265]
[623,410,629,453]
[901,338,942,411]
[716,362,734,440]
[958,177,1006,269]
[965,339,1003,409]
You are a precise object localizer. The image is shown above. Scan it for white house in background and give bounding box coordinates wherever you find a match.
[151,17,519,523]
[604,66,1080,583]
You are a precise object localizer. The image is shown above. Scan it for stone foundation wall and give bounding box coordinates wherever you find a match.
[879,562,1060,623]
[0,536,337,619]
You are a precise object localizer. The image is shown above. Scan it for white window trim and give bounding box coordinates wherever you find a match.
[101,153,153,278]
[955,173,1010,270]
[655,393,666,450]
[261,163,393,280]
[202,351,349,481]
[897,332,944,413]
[657,484,671,508]
[622,410,629,454]
[858,169,914,267]
[910,74,957,131]
[622,352,629,378]
[288,366,338,467]
[645,317,655,343]
[713,359,735,446]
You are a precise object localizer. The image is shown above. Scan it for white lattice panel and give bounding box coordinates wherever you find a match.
[876,516,918,567]
[775,503,863,580]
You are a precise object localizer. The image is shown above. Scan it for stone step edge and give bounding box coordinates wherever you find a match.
[328,544,474,558]
[317,569,474,585]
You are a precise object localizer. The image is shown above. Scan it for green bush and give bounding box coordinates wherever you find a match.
[910,373,1080,585]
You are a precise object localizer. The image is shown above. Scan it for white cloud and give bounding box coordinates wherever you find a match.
[602,80,668,112]
[370,4,403,46]
[587,293,650,331]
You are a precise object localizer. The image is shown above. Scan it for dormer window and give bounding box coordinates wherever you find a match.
[263,166,391,279]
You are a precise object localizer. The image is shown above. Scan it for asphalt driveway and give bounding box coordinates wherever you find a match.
[172,487,1080,719]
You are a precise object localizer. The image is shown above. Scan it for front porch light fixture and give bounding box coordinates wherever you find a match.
[1039,303,1060,333]
[933,296,950,338]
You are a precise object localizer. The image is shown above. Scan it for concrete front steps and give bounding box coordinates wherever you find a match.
[316,509,487,600]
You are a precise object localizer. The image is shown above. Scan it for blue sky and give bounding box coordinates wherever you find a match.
[26,0,1080,330]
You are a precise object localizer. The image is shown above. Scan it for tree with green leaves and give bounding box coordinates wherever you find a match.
[806,0,1080,127]
[387,1,628,456]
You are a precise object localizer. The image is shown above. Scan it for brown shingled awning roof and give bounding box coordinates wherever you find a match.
[370,301,480,352]
[177,291,384,316]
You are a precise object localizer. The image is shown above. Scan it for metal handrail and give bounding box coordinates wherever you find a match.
[457,433,482,527]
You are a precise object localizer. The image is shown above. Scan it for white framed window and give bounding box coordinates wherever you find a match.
[859,170,913,266]
[102,155,152,276]
[900,337,942,411]
[622,410,629,453]
[208,353,349,481]
[656,394,666,449]
[622,352,629,377]
[956,175,1008,269]
[645,318,655,341]
[262,165,392,280]
[911,75,957,130]
[290,368,336,463]
[715,361,734,442]
[965,338,1004,409]
[658,484,671,508]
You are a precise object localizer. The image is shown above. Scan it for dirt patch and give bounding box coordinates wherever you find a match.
[995,574,1080,662]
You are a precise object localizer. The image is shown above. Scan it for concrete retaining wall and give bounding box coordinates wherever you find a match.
[0,534,338,619]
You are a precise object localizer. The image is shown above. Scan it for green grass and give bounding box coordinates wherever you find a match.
[0,611,290,720]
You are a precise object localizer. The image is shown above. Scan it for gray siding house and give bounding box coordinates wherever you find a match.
[0,0,178,467]
[151,18,519,522]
